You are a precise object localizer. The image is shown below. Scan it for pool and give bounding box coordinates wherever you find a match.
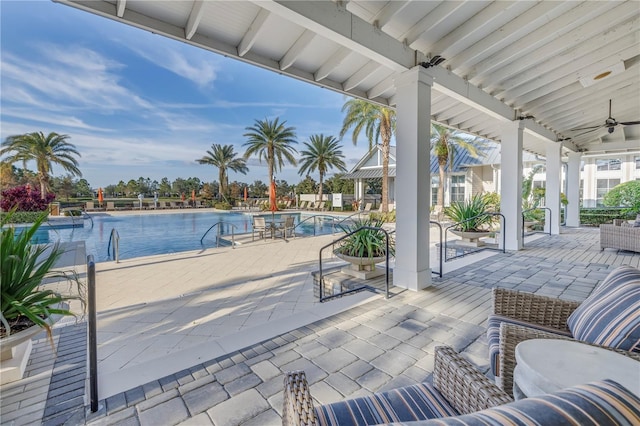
[32,211,342,262]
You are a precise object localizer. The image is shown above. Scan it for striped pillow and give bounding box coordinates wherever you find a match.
[313,382,457,426]
[390,380,640,426]
[567,272,640,352]
[592,265,640,294]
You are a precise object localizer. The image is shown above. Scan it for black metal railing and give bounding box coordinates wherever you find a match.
[87,255,98,412]
[522,207,552,242]
[430,221,443,277]
[318,226,391,302]
[294,214,340,236]
[107,228,120,262]
[200,222,237,248]
[444,212,505,262]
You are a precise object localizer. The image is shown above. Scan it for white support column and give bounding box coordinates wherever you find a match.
[500,121,524,250]
[566,152,581,227]
[393,67,432,291]
[545,142,562,235]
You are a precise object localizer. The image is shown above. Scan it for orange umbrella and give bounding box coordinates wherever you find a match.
[244,186,248,202]
[269,180,278,213]
[191,189,196,207]
[98,188,104,205]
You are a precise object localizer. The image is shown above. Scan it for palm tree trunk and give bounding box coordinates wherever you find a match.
[438,164,446,207]
[318,171,324,205]
[38,174,48,200]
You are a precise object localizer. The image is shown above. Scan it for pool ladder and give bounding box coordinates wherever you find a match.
[107,228,120,263]
[200,222,237,248]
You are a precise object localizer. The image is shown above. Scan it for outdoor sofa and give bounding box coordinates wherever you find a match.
[283,346,640,426]
[600,217,640,253]
[487,265,640,398]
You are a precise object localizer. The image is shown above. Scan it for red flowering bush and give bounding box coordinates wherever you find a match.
[0,185,55,212]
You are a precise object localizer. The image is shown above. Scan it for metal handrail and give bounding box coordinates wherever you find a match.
[107,228,120,263]
[333,211,368,227]
[87,255,98,412]
[429,221,443,278]
[294,214,340,236]
[522,207,552,241]
[318,226,391,302]
[444,212,505,262]
[200,222,237,248]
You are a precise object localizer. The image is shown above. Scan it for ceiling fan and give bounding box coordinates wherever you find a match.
[570,99,640,137]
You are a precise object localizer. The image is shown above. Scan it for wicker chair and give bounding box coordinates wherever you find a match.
[600,220,640,253]
[283,346,512,426]
[489,283,640,398]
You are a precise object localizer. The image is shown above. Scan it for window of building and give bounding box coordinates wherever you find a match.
[431,176,439,206]
[596,159,621,171]
[450,175,465,203]
[596,178,620,206]
[635,156,640,169]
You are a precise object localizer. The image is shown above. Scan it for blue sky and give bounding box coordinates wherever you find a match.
[0,1,370,189]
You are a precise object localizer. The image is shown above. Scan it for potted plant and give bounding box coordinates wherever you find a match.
[444,194,495,245]
[1,210,84,384]
[334,217,395,279]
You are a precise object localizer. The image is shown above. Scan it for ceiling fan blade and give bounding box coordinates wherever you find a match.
[619,120,640,126]
[573,127,605,138]
[570,124,603,132]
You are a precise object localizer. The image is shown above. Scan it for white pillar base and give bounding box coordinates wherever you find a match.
[393,267,431,291]
[0,340,33,385]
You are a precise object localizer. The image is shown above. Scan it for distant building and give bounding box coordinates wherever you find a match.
[344,144,640,208]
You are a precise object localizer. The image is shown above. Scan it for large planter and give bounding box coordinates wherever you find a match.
[451,229,492,247]
[0,311,63,385]
[334,251,387,280]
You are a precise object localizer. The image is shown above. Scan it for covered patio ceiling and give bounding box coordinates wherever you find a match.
[56,0,640,157]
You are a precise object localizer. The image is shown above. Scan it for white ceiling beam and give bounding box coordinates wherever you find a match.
[449,1,571,73]
[488,4,639,95]
[427,1,518,58]
[237,8,270,57]
[257,0,419,72]
[280,30,316,71]
[343,61,379,92]
[314,47,352,81]
[371,1,411,30]
[116,0,126,18]
[469,1,609,84]
[185,0,204,40]
[402,1,465,48]
[367,75,394,100]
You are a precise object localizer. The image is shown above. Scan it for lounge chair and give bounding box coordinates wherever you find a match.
[106,201,115,211]
[363,202,372,212]
[298,201,307,210]
[85,201,98,211]
[284,346,512,426]
[252,217,267,241]
[315,201,325,211]
[276,216,295,239]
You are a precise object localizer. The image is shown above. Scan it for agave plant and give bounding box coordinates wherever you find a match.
[335,217,395,258]
[1,210,84,340]
[444,194,495,232]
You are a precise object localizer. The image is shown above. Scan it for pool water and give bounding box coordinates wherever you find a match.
[32,212,340,262]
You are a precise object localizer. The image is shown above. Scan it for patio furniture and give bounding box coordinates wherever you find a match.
[283,346,513,426]
[276,216,295,239]
[430,205,443,222]
[513,339,640,400]
[252,217,267,241]
[487,265,640,397]
[106,201,115,211]
[600,219,640,253]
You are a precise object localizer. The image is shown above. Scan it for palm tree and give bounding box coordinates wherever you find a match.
[298,134,347,203]
[0,132,81,199]
[196,144,248,200]
[431,123,483,207]
[340,99,395,213]
[243,118,298,184]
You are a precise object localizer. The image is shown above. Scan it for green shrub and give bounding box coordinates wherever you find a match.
[444,194,495,232]
[0,211,42,224]
[214,201,232,210]
[579,208,630,226]
[603,181,640,214]
[336,217,394,258]
[370,210,396,223]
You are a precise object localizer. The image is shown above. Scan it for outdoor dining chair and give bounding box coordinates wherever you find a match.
[252,216,267,241]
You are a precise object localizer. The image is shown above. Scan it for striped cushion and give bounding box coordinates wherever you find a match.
[487,314,572,375]
[388,380,640,426]
[592,265,640,294]
[313,383,457,426]
[567,271,640,352]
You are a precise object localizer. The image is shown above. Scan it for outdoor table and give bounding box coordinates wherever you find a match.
[266,220,284,239]
[513,339,640,400]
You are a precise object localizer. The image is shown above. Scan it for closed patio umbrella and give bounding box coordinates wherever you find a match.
[191,189,196,207]
[98,188,104,206]
[269,180,277,213]
[244,186,248,202]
